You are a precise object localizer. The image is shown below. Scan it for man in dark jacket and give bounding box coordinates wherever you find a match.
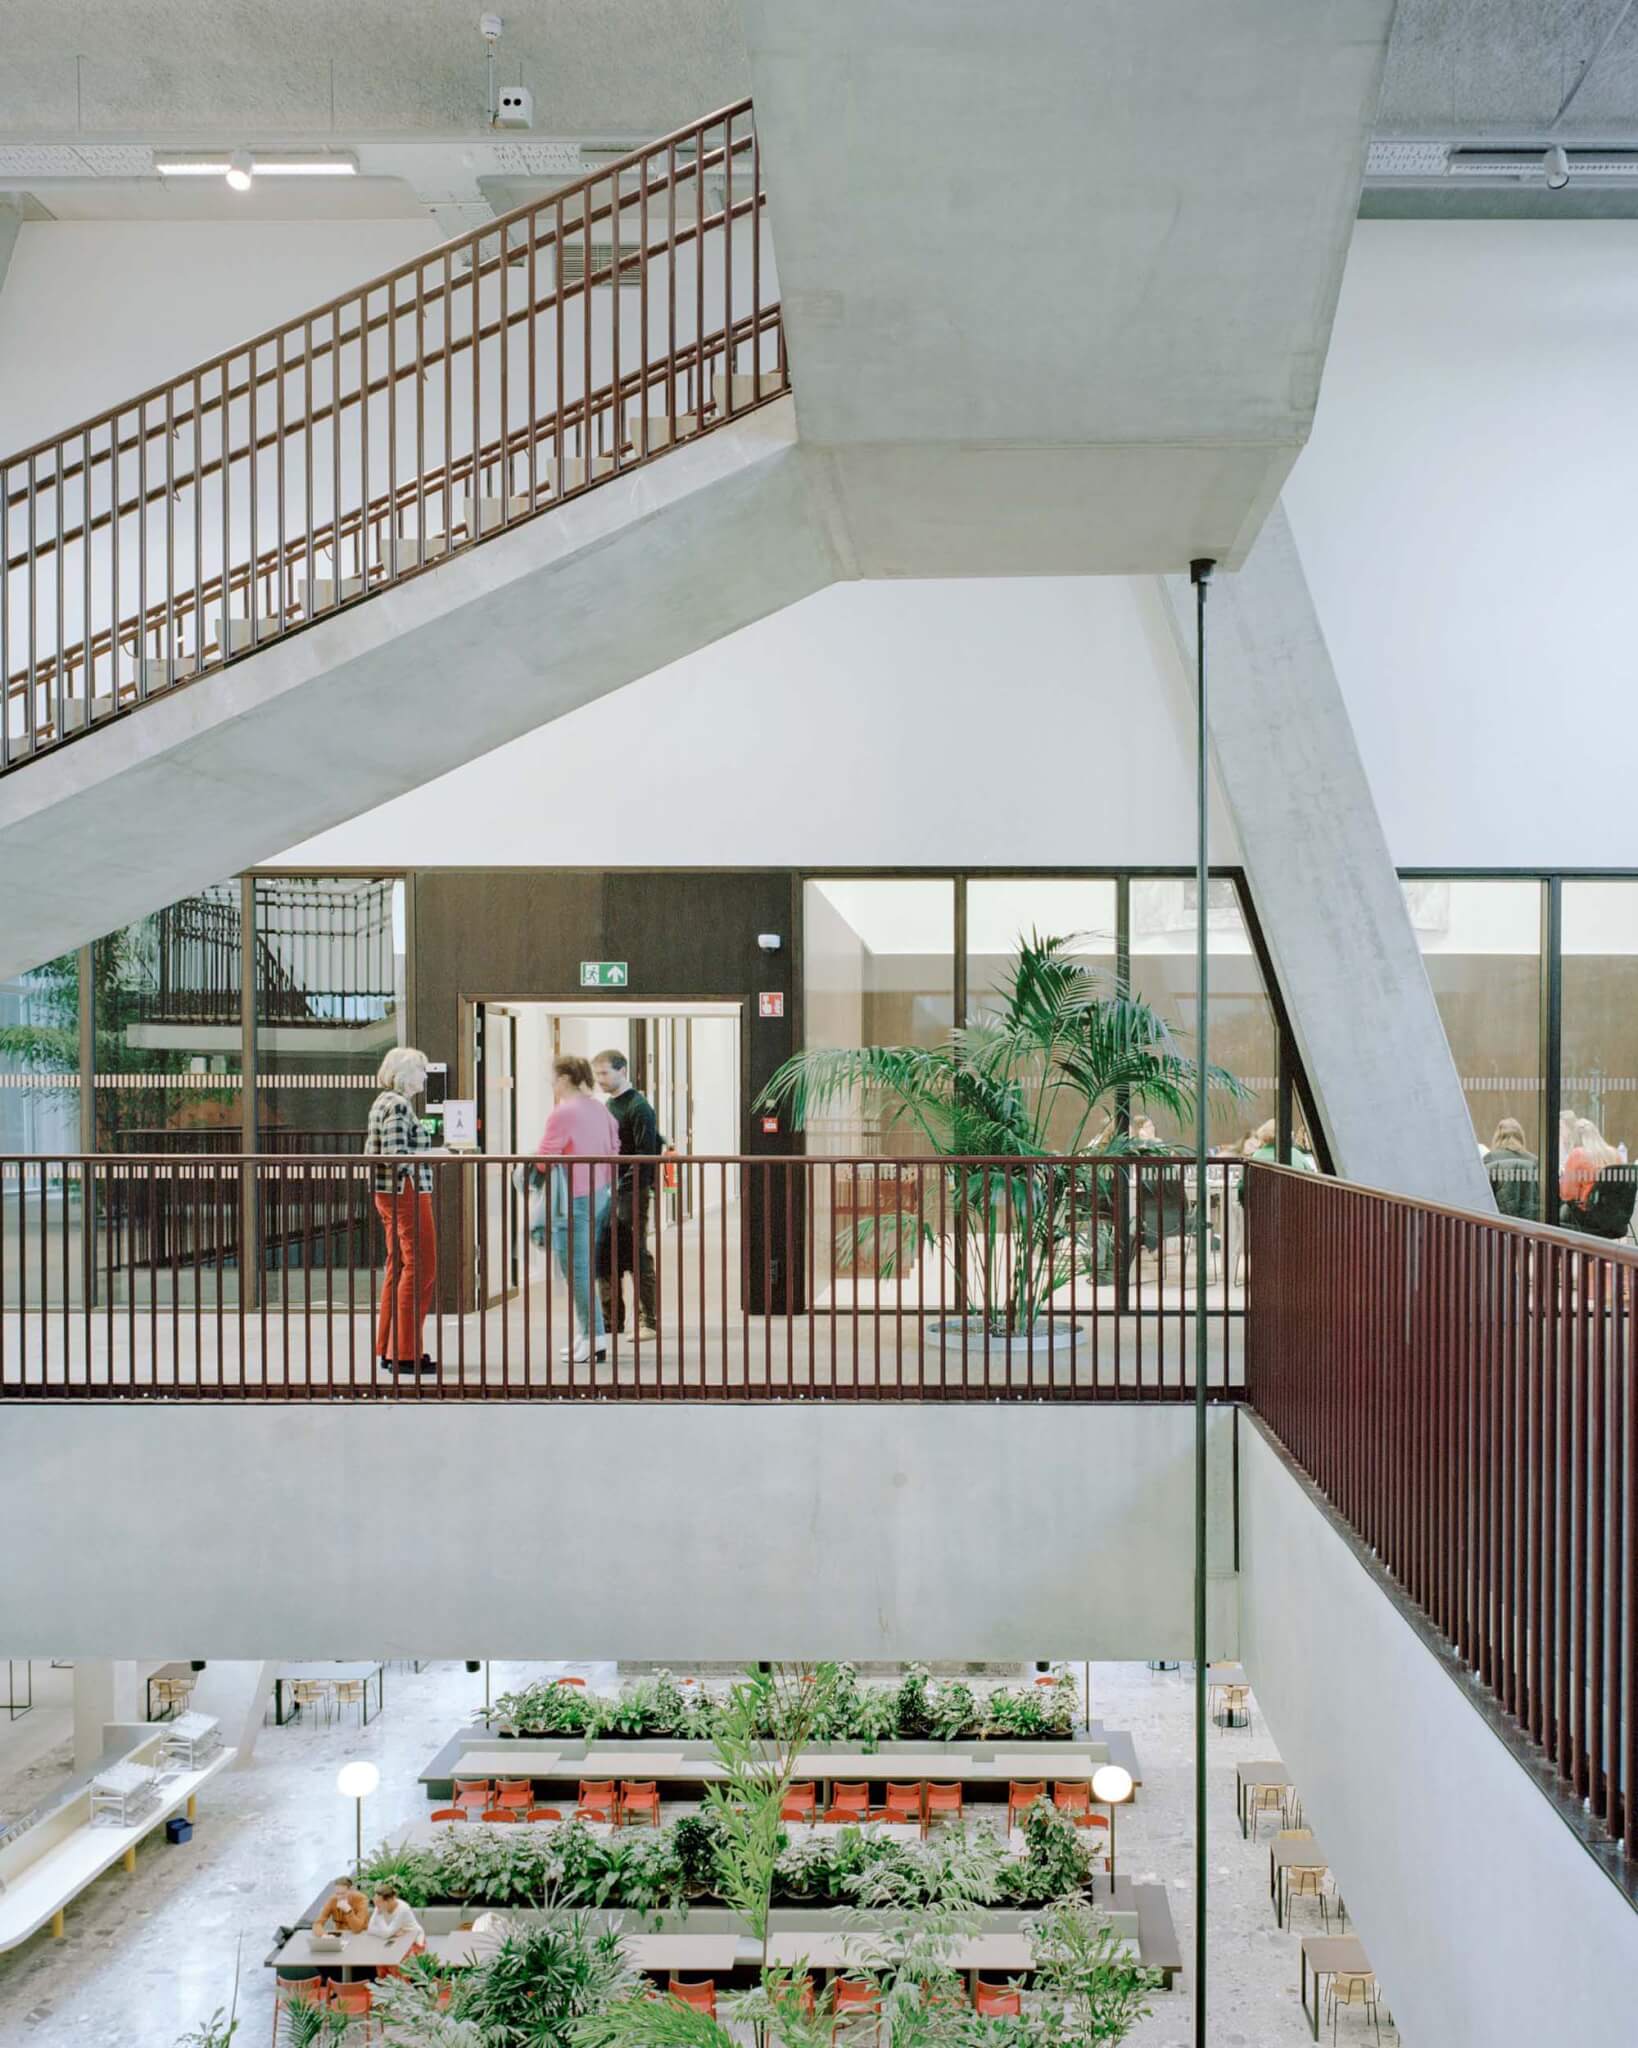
[593,1049,661,1334]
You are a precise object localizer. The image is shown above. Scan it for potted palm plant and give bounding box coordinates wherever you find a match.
[757,933,1245,1350]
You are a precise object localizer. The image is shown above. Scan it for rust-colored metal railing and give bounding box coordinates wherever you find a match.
[0,99,783,768]
[0,1150,1247,1400]
[1246,1162,1636,1866]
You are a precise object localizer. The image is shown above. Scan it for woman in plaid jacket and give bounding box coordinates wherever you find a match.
[364,1046,438,1371]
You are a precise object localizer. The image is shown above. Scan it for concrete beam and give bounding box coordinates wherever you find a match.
[0,1404,1239,1663]
[1159,505,1493,1209]
[0,201,20,300]
[71,1659,142,1771]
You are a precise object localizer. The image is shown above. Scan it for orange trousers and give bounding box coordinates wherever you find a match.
[373,1190,437,1364]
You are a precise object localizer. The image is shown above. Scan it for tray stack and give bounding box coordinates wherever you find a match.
[158,1711,223,1772]
[90,1759,162,1829]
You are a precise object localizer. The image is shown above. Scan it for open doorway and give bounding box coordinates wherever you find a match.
[472,999,742,1307]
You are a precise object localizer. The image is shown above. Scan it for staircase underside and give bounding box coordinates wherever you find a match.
[0,401,834,980]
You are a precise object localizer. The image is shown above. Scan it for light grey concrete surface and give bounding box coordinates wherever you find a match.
[743,0,1395,570]
[0,1403,1239,1663]
[1160,505,1495,1208]
[1239,1414,1638,2048]
[0,401,838,981]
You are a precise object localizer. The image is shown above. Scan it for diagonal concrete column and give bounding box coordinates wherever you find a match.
[1160,504,1493,1210]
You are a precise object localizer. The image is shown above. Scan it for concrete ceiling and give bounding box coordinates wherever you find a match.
[1378,0,1638,136]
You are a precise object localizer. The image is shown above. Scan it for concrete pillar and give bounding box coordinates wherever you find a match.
[188,1660,279,1767]
[0,201,20,300]
[1159,504,1492,1210]
[72,1660,143,1771]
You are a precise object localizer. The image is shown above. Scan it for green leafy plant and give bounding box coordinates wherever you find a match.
[758,932,1246,1334]
[998,1801,1096,1906]
[281,1997,350,2048]
[1017,1899,1161,2041]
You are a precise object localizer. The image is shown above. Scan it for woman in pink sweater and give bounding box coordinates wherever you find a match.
[537,1055,622,1362]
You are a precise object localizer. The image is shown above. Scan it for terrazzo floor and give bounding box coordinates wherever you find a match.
[0,1660,1400,2046]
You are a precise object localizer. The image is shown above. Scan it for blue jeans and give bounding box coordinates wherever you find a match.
[552,1187,609,1341]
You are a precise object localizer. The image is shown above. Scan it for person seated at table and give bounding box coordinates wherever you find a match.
[313,1878,370,1936]
[368,1880,425,1947]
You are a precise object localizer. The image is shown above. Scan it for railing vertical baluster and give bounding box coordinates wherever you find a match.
[1590,1249,1608,1821]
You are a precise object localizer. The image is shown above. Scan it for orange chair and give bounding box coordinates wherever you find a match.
[780,1783,817,1824]
[973,1981,1022,2018]
[494,1778,533,1809]
[831,1978,881,2042]
[576,1779,619,1825]
[1052,1780,1094,1823]
[668,1979,717,2018]
[880,1781,926,1834]
[272,1977,328,2046]
[1007,1781,1046,1832]
[525,1806,563,1823]
[556,1675,587,1688]
[621,1781,662,1829]
[822,1781,871,1824]
[924,1782,963,1829]
[329,1980,376,2036]
[452,1778,491,1815]
[428,1806,466,1824]
[480,1806,521,1823]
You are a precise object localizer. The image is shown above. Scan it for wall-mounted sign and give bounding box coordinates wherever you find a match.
[758,991,785,1018]
[443,1098,479,1147]
[580,961,629,988]
[760,1114,780,1135]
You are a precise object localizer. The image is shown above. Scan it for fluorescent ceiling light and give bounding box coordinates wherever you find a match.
[225,151,253,193]
[254,156,358,177]
[155,152,357,179]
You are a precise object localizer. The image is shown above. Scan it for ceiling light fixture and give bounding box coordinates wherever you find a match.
[155,152,356,182]
[1543,145,1571,191]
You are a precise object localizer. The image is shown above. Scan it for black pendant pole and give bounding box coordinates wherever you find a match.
[1190,554,1215,2046]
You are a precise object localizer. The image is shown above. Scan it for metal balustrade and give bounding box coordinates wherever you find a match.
[0,99,782,767]
[0,1151,1246,1399]
[1247,1162,1637,1866]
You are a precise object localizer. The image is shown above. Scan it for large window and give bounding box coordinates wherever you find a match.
[1129,879,1280,1150]
[803,879,955,1154]
[1561,881,1638,1221]
[1404,878,1543,1170]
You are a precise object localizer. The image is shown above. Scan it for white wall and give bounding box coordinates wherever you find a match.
[278,574,1236,868]
[272,219,1638,876]
[1284,220,1638,870]
[0,219,440,453]
[0,1402,1239,1662]
[1239,1417,1638,2048]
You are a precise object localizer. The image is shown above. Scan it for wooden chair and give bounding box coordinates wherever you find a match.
[1006,1780,1046,1832]
[1285,1861,1330,1930]
[973,1981,1022,2018]
[1215,1684,1250,1731]
[879,1781,926,1834]
[452,1779,492,1815]
[668,1980,717,2018]
[428,1807,466,1824]
[493,1778,533,1809]
[1052,1780,1094,1824]
[1327,1968,1381,2043]
[1246,1782,1285,1837]
[822,1781,870,1824]
[621,1781,662,1829]
[831,1978,881,2043]
[290,1680,332,1729]
[525,1806,563,1823]
[329,1980,377,2037]
[480,1807,521,1823]
[780,1783,817,1824]
[151,1675,195,1720]
[576,1779,619,1826]
[331,1679,369,1727]
[924,1782,963,1830]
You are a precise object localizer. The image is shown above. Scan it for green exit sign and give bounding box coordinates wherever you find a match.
[580,960,629,988]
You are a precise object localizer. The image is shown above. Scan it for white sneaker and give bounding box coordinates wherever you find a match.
[563,1338,609,1364]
